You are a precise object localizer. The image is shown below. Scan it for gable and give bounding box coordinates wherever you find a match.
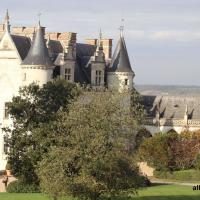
[0,32,21,60]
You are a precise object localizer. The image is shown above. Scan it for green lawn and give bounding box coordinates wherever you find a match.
[0,184,200,200]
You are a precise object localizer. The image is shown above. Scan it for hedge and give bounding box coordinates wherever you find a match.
[6,180,40,193]
[154,169,200,181]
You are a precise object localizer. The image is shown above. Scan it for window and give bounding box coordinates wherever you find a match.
[4,102,9,119]
[95,70,102,86]
[23,73,26,81]
[3,136,9,154]
[64,68,71,81]
[125,79,128,86]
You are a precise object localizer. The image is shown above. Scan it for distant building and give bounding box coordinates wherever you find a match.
[143,95,200,134]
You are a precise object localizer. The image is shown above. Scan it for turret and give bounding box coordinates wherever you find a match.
[107,28,135,92]
[21,21,54,86]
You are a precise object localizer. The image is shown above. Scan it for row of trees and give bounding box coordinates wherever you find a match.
[138,130,200,171]
[5,79,147,200]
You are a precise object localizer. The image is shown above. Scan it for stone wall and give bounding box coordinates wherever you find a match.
[107,72,134,92]
[0,32,22,170]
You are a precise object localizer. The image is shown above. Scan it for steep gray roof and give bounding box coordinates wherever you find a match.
[109,35,133,73]
[22,24,53,66]
[143,95,200,120]
[75,43,97,83]
[11,35,31,60]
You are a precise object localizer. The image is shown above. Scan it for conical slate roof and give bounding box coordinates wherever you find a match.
[22,23,53,67]
[109,34,133,73]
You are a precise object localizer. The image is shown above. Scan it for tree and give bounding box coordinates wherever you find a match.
[5,79,81,183]
[37,91,145,200]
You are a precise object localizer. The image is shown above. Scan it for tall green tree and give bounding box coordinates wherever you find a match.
[37,91,145,200]
[5,79,81,183]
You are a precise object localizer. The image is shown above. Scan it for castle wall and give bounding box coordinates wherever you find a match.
[21,67,53,87]
[0,32,22,170]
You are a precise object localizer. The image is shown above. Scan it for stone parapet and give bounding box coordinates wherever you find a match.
[145,117,200,127]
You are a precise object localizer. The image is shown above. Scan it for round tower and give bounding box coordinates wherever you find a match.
[21,22,54,86]
[107,30,135,92]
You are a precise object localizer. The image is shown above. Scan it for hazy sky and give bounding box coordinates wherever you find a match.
[1,0,200,86]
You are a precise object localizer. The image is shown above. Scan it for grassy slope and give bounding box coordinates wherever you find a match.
[135,184,200,200]
[0,185,200,200]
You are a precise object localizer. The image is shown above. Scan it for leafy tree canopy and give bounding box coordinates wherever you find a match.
[37,91,146,200]
[5,79,81,183]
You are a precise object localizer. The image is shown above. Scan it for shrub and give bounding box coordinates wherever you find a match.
[6,180,40,193]
[170,138,199,170]
[6,163,11,170]
[140,175,151,187]
[194,154,200,170]
[138,132,178,171]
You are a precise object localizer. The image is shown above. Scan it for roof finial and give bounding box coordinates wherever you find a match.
[4,9,10,33]
[38,12,42,27]
[5,9,9,22]
[98,28,103,47]
[99,28,102,41]
[119,18,125,37]
[185,105,188,115]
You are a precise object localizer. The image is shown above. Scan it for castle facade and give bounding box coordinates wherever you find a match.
[0,11,134,170]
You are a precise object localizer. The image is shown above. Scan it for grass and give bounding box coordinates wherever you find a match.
[0,184,200,200]
[154,169,200,182]
[135,184,200,199]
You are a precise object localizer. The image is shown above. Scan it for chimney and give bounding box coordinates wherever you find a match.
[85,38,112,60]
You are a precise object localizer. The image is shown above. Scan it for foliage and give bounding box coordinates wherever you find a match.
[194,154,200,170]
[138,132,178,171]
[37,91,145,200]
[138,131,200,171]
[5,162,11,170]
[154,169,200,181]
[6,180,40,193]
[170,138,199,170]
[5,79,81,183]
[135,128,152,150]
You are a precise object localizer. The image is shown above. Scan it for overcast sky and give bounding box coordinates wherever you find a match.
[1,0,200,86]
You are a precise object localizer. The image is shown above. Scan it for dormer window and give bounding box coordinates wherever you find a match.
[64,68,71,81]
[95,70,102,86]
